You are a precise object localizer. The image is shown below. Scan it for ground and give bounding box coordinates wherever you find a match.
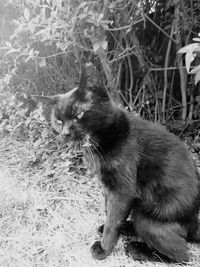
[0,135,200,267]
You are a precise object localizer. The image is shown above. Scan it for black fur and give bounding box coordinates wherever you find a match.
[34,68,200,263]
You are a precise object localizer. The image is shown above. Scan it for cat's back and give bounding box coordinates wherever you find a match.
[123,113,200,220]
[126,113,198,181]
[126,113,199,195]
[127,113,189,157]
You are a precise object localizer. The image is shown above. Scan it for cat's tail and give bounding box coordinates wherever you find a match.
[187,212,200,243]
[187,168,200,242]
[131,211,189,263]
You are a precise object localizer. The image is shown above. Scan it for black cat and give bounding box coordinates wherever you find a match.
[33,65,200,263]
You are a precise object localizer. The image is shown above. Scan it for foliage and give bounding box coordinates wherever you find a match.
[0,85,85,169]
[0,85,55,163]
[0,3,200,265]
[178,33,200,85]
[0,0,200,136]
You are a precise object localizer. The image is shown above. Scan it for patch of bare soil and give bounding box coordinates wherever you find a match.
[0,135,200,267]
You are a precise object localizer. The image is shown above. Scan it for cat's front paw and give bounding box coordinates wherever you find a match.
[90,241,108,260]
[97,224,104,237]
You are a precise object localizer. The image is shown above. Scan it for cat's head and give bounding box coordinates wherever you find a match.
[32,64,114,145]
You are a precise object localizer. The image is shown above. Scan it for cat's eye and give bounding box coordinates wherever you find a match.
[56,119,63,125]
[76,111,84,120]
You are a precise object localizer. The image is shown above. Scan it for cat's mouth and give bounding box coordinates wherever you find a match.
[82,134,91,147]
[59,131,91,150]
[59,131,102,160]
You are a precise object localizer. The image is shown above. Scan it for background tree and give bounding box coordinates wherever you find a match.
[0,0,200,135]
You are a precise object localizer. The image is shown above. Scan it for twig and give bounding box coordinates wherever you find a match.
[108,49,136,63]
[138,86,145,115]
[107,18,144,31]
[174,3,187,120]
[114,62,123,102]
[151,77,160,123]
[189,93,194,120]
[133,85,144,107]
[143,13,178,44]
[120,91,131,108]
[115,61,122,89]
[179,122,190,138]
[162,21,174,123]
[127,56,133,106]
[130,0,178,43]
[150,66,197,71]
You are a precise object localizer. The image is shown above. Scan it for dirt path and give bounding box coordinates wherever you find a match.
[0,135,200,267]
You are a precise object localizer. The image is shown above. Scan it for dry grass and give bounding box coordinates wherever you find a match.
[0,136,200,267]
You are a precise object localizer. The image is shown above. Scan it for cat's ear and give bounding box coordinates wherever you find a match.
[31,95,59,105]
[78,66,87,91]
[78,62,99,91]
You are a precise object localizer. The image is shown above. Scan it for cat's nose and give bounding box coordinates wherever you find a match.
[62,123,71,136]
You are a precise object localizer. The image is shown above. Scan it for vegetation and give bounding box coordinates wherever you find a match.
[0,0,200,266]
[1,0,200,123]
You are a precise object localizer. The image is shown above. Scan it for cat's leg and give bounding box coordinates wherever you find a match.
[97,187,136,238]
[131,211,188,263]
[186,212,200,243]
[91,192,131,260]
[97,187,109,237]
[97,224,104,237]
[98,220,135,237]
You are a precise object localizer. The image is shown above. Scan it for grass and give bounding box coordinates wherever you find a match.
[0,135,200,267]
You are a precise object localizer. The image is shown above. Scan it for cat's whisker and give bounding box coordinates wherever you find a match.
[90,143,103,161]
[88,138,104,161]
[89,137,103,153]
[85,144,95,168]
[82,134,97,169]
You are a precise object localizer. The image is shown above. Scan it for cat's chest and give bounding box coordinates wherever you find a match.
[82,147,101,175]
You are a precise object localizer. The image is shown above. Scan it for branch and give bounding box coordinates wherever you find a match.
[108,18,144,31]
[174,3,187,121]
[127,55,133,105]
[130,0,178,44]
[143,13,178,44]
[150,66,196,71]
[162,21,174,123]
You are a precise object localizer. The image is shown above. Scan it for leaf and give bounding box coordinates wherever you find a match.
[190,65,200,74]
[101,40,108,50]
[93,42,100,52]
[34,139,42,148]
[177,43,199,54]
[101,23,109,30]
[12,19,21,26]
[41,128,48,139]
[5,41,12,48]
[24,7,30,21]
[28,48,34,56]
[79,1,87,9]
[193,46,200,52]
[185,51,196,73]
[195,70,200,85]
[28,23,36,34]
[5,48,20,55]
[193,38,200,42]
[24,55,32,62]
[38,57,46,67]
[109,2,116,9]
[3,74,12,85]
[178,43,199,73]
[35,29,47,37]
[56,0,63,8]
[98,13,104,21]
